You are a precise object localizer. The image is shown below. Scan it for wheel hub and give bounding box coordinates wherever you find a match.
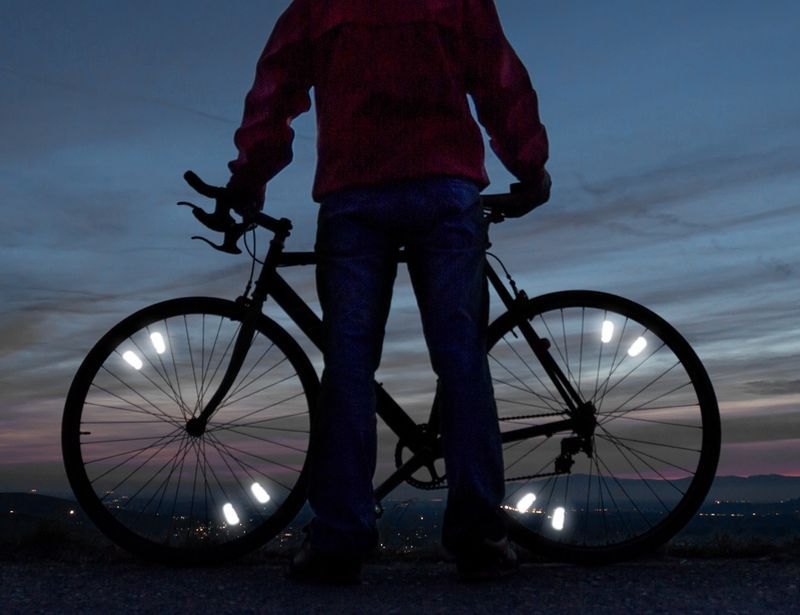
[185,417,206,437]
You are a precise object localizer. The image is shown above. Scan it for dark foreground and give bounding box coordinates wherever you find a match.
[2,550,798,614]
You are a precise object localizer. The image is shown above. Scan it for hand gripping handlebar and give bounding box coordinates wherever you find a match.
[177,171,251,254]
[178,171,547,254]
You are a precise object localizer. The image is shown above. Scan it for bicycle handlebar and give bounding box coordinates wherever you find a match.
[178,171,546,254]
[183,170,225,199]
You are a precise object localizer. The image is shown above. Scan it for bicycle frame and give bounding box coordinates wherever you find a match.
[189,210,589,506]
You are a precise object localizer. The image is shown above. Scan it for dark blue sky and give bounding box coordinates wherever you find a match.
[1,1,799,492]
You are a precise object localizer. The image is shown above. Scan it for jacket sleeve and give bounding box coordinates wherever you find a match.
[464,0,548,184]
[227,0,312,199]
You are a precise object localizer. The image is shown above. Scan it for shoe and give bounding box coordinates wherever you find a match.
[455,536,519,583]
[287,536,362,585]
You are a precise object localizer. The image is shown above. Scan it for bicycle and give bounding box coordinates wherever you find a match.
[62,172,720,565]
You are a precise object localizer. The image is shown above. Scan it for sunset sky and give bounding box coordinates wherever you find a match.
[1,1,798,494]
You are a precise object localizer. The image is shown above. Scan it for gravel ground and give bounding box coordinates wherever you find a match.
[2,550,798,614]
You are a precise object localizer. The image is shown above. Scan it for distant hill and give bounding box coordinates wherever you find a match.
[0,493,84,519]
[705,474,800,502]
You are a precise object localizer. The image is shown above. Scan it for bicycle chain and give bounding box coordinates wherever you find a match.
[396,414,569,490]
[414,469,567,491]
[500,411,565,421]
[504,470,565,482]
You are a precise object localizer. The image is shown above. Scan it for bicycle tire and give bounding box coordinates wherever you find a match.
[487,290,720,563]
[62,297,318,564]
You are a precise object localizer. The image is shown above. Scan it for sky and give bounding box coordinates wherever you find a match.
[1,0,799,494]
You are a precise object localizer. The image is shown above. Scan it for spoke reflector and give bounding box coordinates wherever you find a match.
[122,351,143,370]
[552,507,565,531]
[150,332,166,354]
[628,336,647,357]
[601,320,614,343]
[251,482,271,504]
[222,503,240,525]
[516,492,537,513]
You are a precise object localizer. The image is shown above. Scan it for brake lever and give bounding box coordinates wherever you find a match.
[190,230,246,255]
[177,201,252,254]
[178,171,256,255]
[177,200,236,232]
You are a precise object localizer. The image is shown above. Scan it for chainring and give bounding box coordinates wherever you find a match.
[393,424,447,490]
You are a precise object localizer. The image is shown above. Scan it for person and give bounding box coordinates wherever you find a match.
[223,0,550,583]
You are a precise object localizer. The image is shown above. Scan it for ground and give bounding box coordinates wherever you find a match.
[2,544,798,614]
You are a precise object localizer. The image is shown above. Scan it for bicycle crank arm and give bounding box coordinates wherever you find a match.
[373,453,429,502]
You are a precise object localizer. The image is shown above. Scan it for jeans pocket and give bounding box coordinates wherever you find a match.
[443,178,480,211]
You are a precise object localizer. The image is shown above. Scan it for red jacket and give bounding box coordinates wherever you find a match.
[228,0,548,202]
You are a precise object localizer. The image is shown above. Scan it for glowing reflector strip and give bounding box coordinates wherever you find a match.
[627,337,647,357]
[222,503,240,525]
[251,482,270,504]
[601,320,614,343]
[516,492,537,513]
[552,507,565,531]
[122,351,143,370]
[150,332,166,354]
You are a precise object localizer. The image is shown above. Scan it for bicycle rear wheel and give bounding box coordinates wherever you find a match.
[488,291,719,563]
[62,297,318,564]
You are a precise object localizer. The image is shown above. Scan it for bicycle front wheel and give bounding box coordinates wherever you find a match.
[488,291,720,563]
[62,297,318,564]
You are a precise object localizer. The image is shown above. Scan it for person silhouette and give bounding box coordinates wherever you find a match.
[224,0,550,583]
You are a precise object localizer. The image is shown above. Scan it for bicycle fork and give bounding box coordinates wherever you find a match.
[185,314,258,437]
[187,217,295,437]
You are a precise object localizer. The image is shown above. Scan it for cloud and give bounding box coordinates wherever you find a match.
[2,0,800,483]
[743,380,800,396]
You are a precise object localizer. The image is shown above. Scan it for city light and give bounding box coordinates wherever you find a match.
[516,492,537,513]
[251,482,270,504]
[122,351,143,370]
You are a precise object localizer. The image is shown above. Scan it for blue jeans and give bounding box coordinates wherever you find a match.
[309,177,506,556]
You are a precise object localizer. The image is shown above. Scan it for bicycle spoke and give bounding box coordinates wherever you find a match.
[219,337,279,405]
[596,429,688,497]
[596,432,697,476]
[183,315,201,414]
[600,380,694,428]
[128,336,190,418]
[492,337,562,410]
[164,318,189,419]
[198,316,226,406]
[595,406,702,429]
[198,319,242,408]
[91,377,182,428]
[96,429,186,496]
[146,323,188,421]
[208,392,307,433]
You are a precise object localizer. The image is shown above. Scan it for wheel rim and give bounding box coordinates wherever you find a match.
[488,292,719,558]
[63,300,314,560]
